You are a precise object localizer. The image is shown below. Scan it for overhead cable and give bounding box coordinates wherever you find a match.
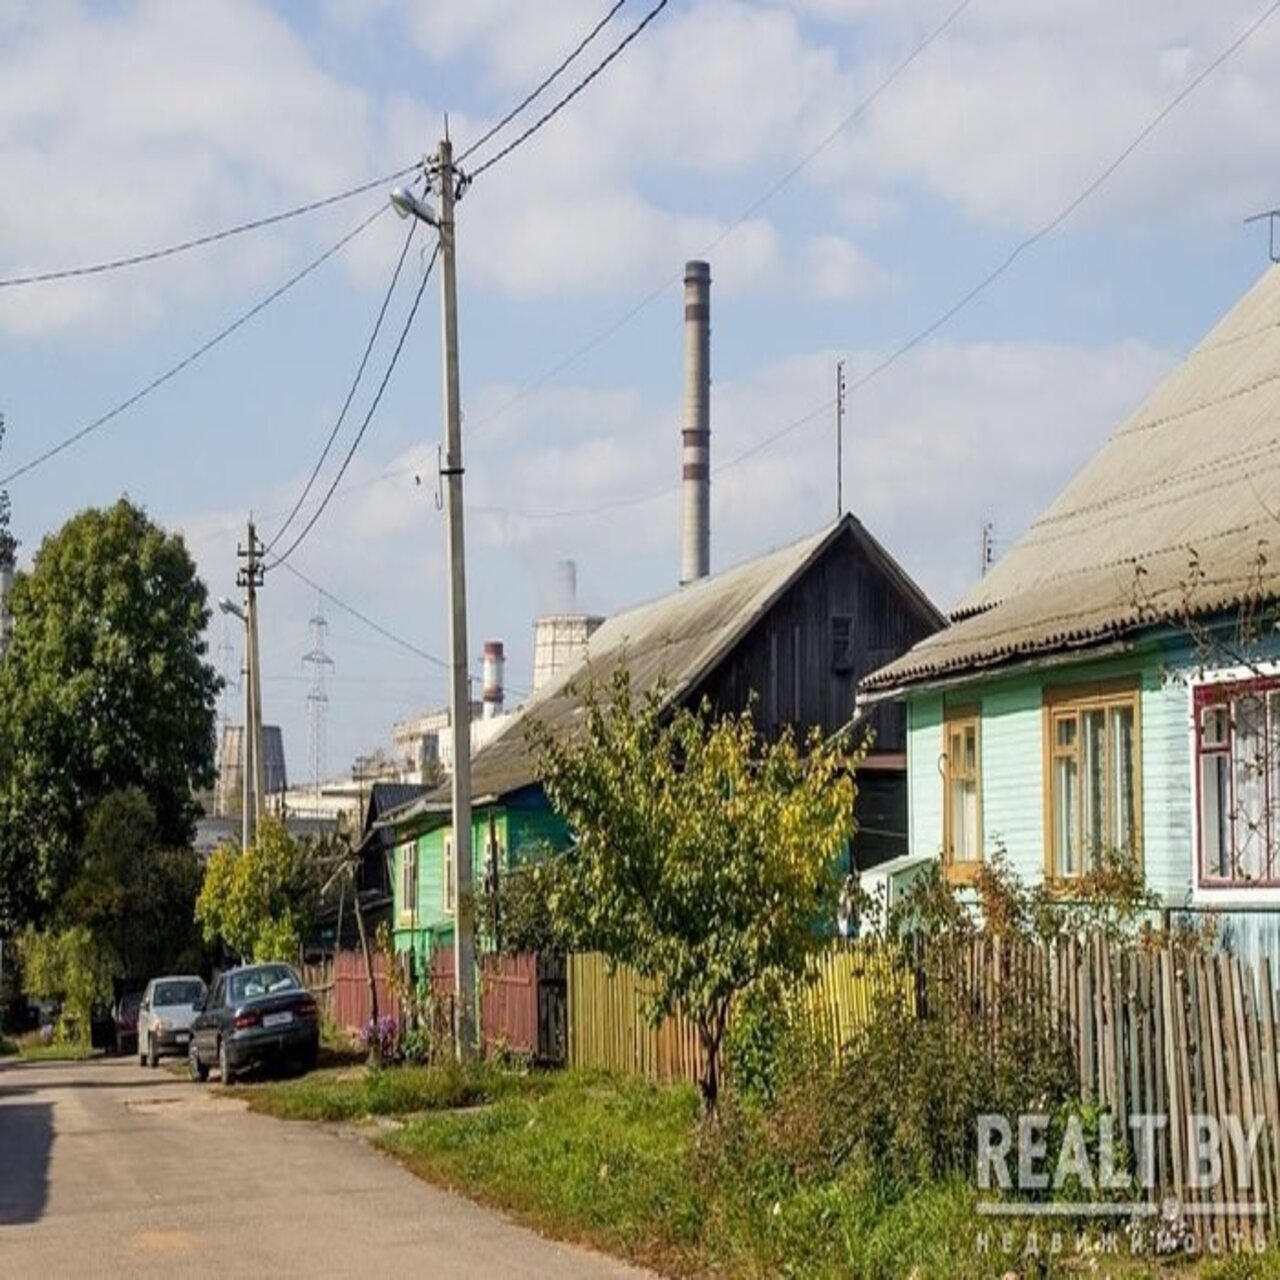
[0,165,420,289]
[0,204,389,488]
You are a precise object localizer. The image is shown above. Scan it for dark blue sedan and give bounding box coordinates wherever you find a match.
[188,962,319,1083]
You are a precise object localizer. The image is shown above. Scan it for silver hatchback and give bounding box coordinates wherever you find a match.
[138,976,207,1067]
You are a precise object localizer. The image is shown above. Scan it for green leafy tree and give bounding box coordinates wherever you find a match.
[195,818,324,963]
[530,669,859,1113]
[20,924,116,1046]
[62,789,204,980]
[0,499,219,928]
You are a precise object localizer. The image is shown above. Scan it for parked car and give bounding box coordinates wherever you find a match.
[113,992,142,1057]
[188,963,319,1083]
[89,1002,115,1052]
[137,976,207,1067]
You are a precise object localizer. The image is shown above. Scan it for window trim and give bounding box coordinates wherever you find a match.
[1041,678,1142,884]
[398,841,418,924]
[1194,675,1280,890]
[941,706,982,884]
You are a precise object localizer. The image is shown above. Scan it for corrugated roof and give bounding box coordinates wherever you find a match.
[391,515,940,826]
[864,264,1280,692]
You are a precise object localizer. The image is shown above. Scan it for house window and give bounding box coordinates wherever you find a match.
[943,711,981,879]
[399,842,417,920]
[1045,684,1139,879]
[1196,679,1280,886]
[831,615,854,673]
[443,833,455,913]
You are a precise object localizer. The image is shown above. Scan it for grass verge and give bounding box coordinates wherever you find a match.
[14,1030,96,1061]
[230,1060,528,1122]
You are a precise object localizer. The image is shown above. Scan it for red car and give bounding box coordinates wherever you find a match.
[113,992,142,1057]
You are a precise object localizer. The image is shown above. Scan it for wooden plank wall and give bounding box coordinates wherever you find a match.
[566,945,910,1082]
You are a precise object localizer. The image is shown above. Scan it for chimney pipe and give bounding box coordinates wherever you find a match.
[681,260,711,585]
[482,640,505,719]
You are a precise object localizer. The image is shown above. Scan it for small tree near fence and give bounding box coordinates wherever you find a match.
[530,667,859,1114]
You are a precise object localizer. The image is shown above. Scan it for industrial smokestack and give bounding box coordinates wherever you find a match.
[681,260,711,585]
[482,640,505,719]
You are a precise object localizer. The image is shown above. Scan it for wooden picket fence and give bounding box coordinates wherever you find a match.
[961,933,1280,1237]
[566,944,911,1082]
[568,933,1280,1227]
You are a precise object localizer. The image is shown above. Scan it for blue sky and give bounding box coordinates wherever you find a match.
[3,0,1280,779]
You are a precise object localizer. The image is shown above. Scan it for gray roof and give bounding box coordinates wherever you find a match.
[864,264,1280,693]
[392,515,938,826]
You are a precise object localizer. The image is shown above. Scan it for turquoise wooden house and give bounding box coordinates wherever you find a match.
[860,266,1280,968]
[386,515,943,966]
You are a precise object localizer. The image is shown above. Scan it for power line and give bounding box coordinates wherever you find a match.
[276,561,448,669]
[477,0,1280,511]
[266,242,440,570]
[456,1,629,165]
[0,164,420,290]
[0,204,389,488]
[466,0,669,180]
[264,217,419,554]
[463,0,968,438]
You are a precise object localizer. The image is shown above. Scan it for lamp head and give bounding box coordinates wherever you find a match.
[218,596,246,622]
[389,186,438,227]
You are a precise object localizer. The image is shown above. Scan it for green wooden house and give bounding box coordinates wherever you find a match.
[860,265,1280,968]
[386,514,943,965]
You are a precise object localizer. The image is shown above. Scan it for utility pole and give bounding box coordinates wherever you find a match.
[237,520,266,848]
[437,137,477,1062]
[836,359,847,519]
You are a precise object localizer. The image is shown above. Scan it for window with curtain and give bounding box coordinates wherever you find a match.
[1197,681,1280,886]
[1046,686,1139,879]
[943,711,981,880]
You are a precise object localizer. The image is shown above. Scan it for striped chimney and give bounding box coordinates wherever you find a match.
[680,260,711,585]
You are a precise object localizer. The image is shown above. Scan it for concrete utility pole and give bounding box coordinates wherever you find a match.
[237,520,266,848]
[389,138,478,1061]
[439,138,477,1062]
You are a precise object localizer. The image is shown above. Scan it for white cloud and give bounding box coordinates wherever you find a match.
[0,0,391,337]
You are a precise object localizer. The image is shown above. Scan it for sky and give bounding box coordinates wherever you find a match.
[3,0,1280,781]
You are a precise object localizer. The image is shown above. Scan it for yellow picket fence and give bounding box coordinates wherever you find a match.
[566,944,912,1083]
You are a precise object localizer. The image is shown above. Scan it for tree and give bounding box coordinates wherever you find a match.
[20,924,116,1047]
[0,499,219,928]
[195,819,324,963]
[530,669,859,1113]
[62,789,204,980]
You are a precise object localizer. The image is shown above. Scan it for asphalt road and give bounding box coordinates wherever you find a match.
[0,1054,650,1279]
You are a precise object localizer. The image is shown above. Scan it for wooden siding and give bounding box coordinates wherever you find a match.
[392,809,508,955]
[690,526,938,752]
[905,648,1189,891]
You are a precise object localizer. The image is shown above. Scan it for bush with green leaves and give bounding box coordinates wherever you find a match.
[195,818,325,963]
[529,667,860,1113]
[19,924,116,1046]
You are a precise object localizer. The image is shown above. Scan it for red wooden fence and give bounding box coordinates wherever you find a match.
[432,951,562,1059]
[303,950,404,1034]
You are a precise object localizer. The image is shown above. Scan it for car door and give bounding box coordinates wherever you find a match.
[138,983,153,1049]
[196,978,224,1061]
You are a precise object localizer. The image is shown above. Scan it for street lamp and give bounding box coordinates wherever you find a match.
[219,596,251,848]
[389,186,438,228]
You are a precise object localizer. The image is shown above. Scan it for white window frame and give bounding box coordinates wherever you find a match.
[443,832,455,914]
[399,841,417,922]
[1191,662,1280,905]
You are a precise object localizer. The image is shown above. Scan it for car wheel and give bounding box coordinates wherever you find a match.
[218,1038,235,1084]
[147,1034,159,1069]
[188,1040,209,1083]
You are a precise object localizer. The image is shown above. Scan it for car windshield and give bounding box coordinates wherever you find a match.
[154,980,205,1008]
[228,965,299,1003]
